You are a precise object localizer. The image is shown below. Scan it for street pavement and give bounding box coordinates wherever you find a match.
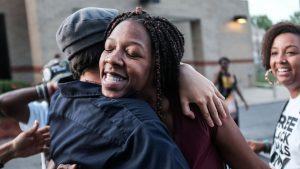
[2,85,290,168]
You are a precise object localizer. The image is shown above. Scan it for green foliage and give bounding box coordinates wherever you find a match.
[0,80,30,94]
[251,15,273,30]
[290,11,300,24]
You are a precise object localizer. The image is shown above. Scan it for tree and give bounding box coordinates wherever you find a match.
[251,15,273,31]
[289,11,300,24]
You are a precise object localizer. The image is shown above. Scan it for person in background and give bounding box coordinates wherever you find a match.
[214,56,249,126]
[0,54,71,129]
[248,22,300,169]
[0,55,71,169]
[98,7,269,169]
[0,121,49,168]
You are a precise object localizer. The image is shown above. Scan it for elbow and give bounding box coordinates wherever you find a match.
[0,96,15,116]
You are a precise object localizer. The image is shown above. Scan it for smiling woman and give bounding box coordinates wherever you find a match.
[248,22,300,169]
[100,20,153,99]
[100,7,269,169]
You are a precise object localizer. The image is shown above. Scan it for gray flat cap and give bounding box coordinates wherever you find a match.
[56,7,118,60]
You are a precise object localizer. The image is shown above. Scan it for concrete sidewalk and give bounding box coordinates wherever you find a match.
[236,85,289,107]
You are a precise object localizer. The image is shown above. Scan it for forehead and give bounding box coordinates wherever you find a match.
[273,33,300,47]
[109,20,150,43]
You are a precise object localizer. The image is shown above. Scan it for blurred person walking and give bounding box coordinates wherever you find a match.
[214,56,249,126]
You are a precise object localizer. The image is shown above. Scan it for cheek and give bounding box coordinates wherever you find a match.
[269,57,276,69]
[99,55,106,76]
[134,64,152,84]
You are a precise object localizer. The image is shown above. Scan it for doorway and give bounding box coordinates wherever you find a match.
[0,13,11,79]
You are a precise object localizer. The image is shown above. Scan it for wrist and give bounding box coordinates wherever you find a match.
[262,140,272,153]
[35,83,50,102]
[0,142,15,167]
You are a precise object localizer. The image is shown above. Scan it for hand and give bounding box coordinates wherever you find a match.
[179,63,227,127]
[57,164,78,169]
[47,160,78,169]
[247,140,265,153]
[47,82,58,97]
[12,121,50,158]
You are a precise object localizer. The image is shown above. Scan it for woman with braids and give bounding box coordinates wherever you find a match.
[99,7,270,169]
[48,7,190,169]
[48,7,230,169]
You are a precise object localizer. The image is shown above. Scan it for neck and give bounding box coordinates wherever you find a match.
[287,85,300,98]
[79,68,100,85]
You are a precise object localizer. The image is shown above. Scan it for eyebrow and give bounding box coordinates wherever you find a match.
[271,45,299,50]
[106,37,146,49]
[286,45,299,49]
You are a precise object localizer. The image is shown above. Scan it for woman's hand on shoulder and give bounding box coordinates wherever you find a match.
[179,63,227,127]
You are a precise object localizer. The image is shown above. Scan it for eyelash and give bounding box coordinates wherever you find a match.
[126,50,139,58]
[270,51,297,57]
[104,47,140,59]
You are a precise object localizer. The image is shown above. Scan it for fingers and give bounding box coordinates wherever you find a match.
[181,99,195,119]
[37,125,50,133]
[24,120,39,136]
[213,95,227,119]
[197,102,214,127]
[47,159,56,169]
[214,86,225,100]
[57,164,78,169]
[35,125,50,153]
[207,98,222,127]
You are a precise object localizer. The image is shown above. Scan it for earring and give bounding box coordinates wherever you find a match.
[264,69,277,85]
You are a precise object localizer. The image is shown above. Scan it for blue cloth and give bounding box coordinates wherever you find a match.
[48,78,190,169]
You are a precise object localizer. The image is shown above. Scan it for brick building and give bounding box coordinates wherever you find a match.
[0,0,254,87]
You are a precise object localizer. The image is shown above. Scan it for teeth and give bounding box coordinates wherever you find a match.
[277,68,289,72]
[106,73,124,82]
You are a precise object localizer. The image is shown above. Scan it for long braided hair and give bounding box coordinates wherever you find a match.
[105,7,185,117]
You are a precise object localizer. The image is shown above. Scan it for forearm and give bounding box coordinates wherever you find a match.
[0,87,38,122]
[215,115,269,168]
[0,141,15,165]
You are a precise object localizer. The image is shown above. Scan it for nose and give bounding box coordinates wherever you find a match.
[104,50,124,66]
[276,52,288,64]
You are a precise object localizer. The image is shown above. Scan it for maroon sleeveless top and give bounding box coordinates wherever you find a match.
[173,113,225,169]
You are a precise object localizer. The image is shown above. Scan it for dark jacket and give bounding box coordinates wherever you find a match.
[48,79,189,169]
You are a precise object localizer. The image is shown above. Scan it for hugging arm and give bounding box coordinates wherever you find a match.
[214,104,269,169]
[179,63,227,127]
[0,82,57,123]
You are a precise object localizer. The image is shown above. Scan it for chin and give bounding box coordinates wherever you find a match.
[102,91,121,98]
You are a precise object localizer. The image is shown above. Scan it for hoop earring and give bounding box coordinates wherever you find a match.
[264,69,277,85]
